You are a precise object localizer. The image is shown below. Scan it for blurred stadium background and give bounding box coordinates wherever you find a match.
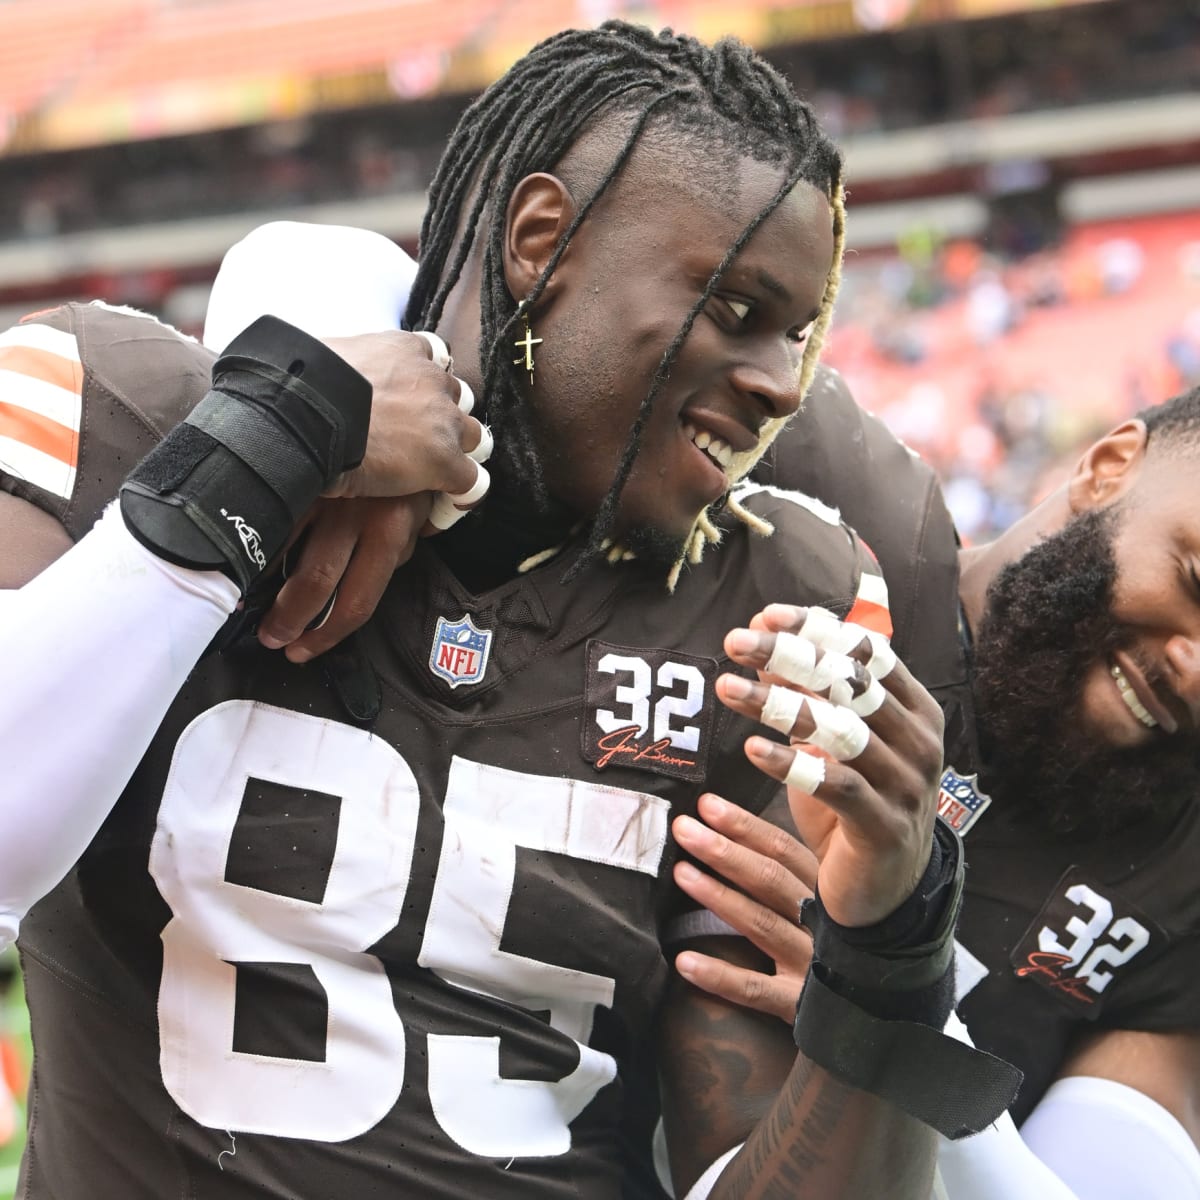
[1,0,1199,1184]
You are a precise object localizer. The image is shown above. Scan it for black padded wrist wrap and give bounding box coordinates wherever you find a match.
[120,316,371,594]
[794,820,1022,1137]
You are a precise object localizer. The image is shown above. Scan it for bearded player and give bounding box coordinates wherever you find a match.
[669,396,1200,1200]
[0,23,1017,1200]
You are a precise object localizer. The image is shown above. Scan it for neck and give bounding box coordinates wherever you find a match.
[437,478,580,593]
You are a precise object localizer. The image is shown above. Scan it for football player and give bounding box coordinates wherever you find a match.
[0,24,1015,1200]
[673,398,1200,1200]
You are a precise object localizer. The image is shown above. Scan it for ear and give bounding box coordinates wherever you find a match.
[502,173,577,305]
[1067,419,1149,513]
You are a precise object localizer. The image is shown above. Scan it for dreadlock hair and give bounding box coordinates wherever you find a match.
[405,21,846,583]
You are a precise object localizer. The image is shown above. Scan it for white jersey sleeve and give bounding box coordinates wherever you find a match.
[0,504,237,948]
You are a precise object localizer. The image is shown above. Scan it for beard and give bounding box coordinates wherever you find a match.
[972,505,1198,836]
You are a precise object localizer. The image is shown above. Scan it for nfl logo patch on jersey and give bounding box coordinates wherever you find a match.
[429,614,493,688]
[936,767,991,836]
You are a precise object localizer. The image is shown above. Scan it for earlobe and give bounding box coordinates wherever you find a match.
[503,173,577,305]
[1067,419,1149,513]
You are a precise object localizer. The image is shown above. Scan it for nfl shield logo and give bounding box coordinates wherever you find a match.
[429,614,493,688]
[936,767,992,836]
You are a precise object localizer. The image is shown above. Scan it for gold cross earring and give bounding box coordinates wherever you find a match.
[513,311,543,385]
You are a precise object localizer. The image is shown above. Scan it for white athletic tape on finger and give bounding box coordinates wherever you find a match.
[467,422,493,464]
[447,461,490,507]
[805,695,871,761]
[761,685,805,734]
[785,750,827,795]
[428,493,469,531]
[414,330,452,369]
[798,606,897,680]
[766,634,886,718]
[456,376,475,414]
[765,631,818,682]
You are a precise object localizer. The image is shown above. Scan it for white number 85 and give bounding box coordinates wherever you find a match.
[150,701,668,1153]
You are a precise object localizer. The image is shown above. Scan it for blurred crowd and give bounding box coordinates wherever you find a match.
[2,0,1199,546]
[825,213,1200,541]
[2,0,1198,245]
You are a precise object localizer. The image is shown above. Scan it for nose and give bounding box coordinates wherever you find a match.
[728,339,805,421]
[1163,633,1200,723]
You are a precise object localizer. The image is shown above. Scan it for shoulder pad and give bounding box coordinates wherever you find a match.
[0,303,213,538]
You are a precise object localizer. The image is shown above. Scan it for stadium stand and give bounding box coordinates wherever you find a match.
[0,0,1198,529]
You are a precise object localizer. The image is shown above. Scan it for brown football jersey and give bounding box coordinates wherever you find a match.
[758,365,1200,1124]
[4,303,884,1199]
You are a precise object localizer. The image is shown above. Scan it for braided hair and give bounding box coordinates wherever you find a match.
[406,21,846,582]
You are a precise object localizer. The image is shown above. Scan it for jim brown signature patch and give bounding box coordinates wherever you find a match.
[582,640,719,783]
[1010,866,1159,1018]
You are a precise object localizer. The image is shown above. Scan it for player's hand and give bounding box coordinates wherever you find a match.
[672,794,817,1023]
[257,495,431,662]
[718,603,944,928]
[320,330,491,509]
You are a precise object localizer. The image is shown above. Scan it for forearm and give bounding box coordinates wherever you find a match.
[0,505,237,945]
[705,1054,936,1200]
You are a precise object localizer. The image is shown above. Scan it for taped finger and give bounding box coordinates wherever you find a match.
[428,493,469,531]
[455,375,474,414]
[785,749,827,795]
[414,330,452,370]
[797,606,897,680]
[467,422,493,465]
[447,461,490,507]
[804,694,871,760]
[765,633,885,717]
[761,687,870,761]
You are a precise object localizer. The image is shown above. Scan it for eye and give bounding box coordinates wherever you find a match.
[788,318,816,346]
[724,297,752,322]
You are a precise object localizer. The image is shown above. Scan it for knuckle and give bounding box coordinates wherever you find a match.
[753,856,786,897]
[742,975,767,1005]
[749,904,780,941]
[337,596,376,630]
[765,825,796,862]
[296,558,343,594]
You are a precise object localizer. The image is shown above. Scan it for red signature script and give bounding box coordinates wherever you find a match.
[595,725,694,770]
[1014,952,1096,1004]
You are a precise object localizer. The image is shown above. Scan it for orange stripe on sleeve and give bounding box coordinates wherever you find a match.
[0,401,77,467]
[0,345,81,396]
[846,597,893,640]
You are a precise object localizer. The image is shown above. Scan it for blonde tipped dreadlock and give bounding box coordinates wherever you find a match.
[407,22,846,588]
[669,178,847,589]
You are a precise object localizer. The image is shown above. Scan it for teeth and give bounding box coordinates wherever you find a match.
[1111,663,1158,729]
[684,423,733,470]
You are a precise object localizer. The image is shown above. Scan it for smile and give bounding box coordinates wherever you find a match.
[1110,662,1158,729]
[683,421,734,469]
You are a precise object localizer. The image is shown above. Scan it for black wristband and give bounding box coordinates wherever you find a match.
[793,968,1022,1139]
[800,818,964,999]
[120,316,371,594]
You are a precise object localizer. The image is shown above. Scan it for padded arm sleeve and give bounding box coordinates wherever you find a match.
[0,504,238,948]
[1020,1076,1200,1200]
[937,1015,1200,1200]
[202,221,417,350]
